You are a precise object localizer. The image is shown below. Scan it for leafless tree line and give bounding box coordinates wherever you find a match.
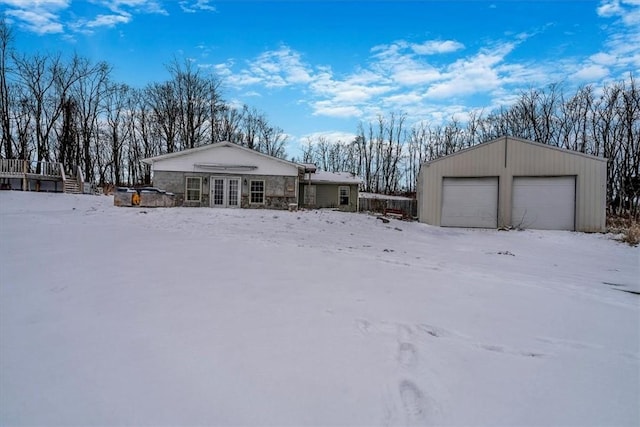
[1,20,638,217]
[301,78,639,218]
[0,20,287,186]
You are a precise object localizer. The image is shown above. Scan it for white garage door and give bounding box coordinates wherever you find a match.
[441,177,498,228]
[512,176,575,230]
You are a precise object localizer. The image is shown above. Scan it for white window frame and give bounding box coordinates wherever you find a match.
[338,185,350,206]
[250,180,265,204]
[185,176,202,202]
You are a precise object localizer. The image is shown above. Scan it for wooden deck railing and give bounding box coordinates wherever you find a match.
[0,159,63,177]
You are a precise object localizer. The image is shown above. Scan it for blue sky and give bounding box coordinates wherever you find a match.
[2,0,639,158]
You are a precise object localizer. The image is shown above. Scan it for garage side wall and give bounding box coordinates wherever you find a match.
[418,137,606,232]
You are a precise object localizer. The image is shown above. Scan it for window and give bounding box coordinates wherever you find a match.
[339,186,350,206]
[185,177,202,202]
[250,180,265,204]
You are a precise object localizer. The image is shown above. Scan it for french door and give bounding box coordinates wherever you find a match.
[210,176,241,207]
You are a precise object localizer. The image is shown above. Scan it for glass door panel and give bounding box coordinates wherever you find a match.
[213,178,225,206]
[228,179,239,206]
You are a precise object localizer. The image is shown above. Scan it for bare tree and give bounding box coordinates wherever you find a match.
[145,81,179,153]
[167,58,213,149]
[102,83,132,185]
[72,60,111,181]
[0,19,14,158]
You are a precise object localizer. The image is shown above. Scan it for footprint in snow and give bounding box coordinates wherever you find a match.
[397,342,418,369]
[399,380,428,425]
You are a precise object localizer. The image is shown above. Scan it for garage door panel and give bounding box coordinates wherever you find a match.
[512,176,575,230]
[441,177,498,228]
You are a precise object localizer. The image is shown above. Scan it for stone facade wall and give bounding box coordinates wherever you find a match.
[241,175,297,209]
[153,171,191,206]
[152,171,298,209]
[114,190,176,207]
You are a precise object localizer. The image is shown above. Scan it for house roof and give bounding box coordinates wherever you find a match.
[141,143,364,184]
[422,135,607,166]
[141,141,305,170]
[304,171,363,185]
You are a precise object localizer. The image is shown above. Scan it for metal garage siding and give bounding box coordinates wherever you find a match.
[441,177,499,228]
[506,138,607,231]
[512,177,576,230]
[420,140,505,226]
[418,137,606,231]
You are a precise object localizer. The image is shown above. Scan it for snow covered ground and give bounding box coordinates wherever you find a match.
[1,191,638,427]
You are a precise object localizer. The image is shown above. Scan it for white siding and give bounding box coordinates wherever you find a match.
[151,144,299,176]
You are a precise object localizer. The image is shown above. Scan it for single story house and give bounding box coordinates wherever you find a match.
[417,136,607,232]
[141,141,361,212]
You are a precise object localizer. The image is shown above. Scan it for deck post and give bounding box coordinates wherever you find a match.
[22,160,27,191]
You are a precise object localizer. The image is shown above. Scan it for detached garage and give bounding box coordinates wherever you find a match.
[417,136,607,232]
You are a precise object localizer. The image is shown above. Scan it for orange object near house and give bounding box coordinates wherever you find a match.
[131,192,140,206]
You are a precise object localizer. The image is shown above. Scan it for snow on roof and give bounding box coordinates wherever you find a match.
[304,171,363,184]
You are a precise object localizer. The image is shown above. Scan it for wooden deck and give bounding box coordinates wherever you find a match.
[0,159,81,193]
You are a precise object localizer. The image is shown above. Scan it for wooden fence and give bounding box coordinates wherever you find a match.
[358,196,417,218]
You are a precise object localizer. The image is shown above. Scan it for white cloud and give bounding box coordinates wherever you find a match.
[252,47,314,85]
[598,0,640,25]
[179,0,216,13]
[425,43,516,99]
[591,0,640,78]
[85,13,132,28]
[310,102,362,118]
[370,40,452,86]
[411,40,464,55]
[1,0,168,35]
[242,91,261,98]
[67,0,167,33]
[1,0,69,34]
[0,0,68,6]
[382,92,424,107]
[226,72,264,87]
[597,0,622,17]
[301,131,358,145]
[96,0,167,14]
[571,64,610,81]
[220,46,314,89]
[5,10,64,35]
[589,52,617,65]
[311,70,390,100]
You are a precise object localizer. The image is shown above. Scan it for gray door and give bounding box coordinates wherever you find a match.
[441,177,498,228]
[512,176,575,230]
